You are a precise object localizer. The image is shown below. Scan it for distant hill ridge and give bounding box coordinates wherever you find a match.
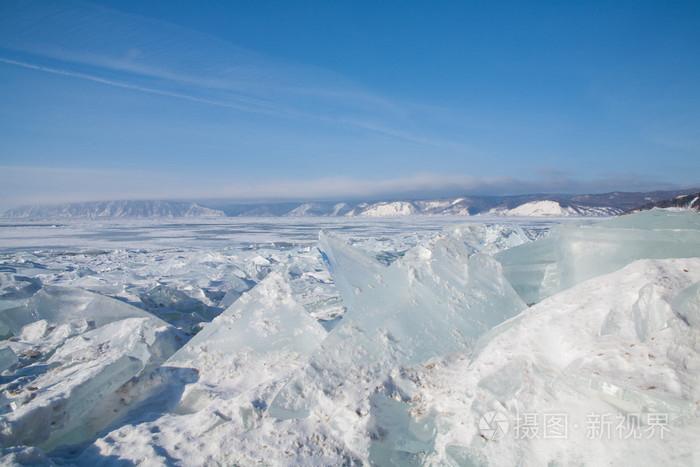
[2,200,225,218]
[3,189,698,218]
[627,191,700,213]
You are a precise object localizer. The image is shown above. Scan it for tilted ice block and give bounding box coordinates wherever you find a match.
[269,232,526,419]
[555,222,700,292]
[494,236,559,305]
[444,222,530,255]
[218,274,256,308]
[496,210,700,304]
[169,270,326,364]
[380,258,700,466]
[0,286,169,336]
[317,229,384,310]
[0,316,180,451]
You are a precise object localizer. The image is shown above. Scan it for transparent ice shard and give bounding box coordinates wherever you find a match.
[672,282,700,327]
[317,229,384,310]
[169,270,326,363]
[0,347,18,373]
[269,232,526,419]
[0,286,169,336]
[496,210,700,304]
[218,275,256,308]
[494,236,559,305]
[368,392,435,466]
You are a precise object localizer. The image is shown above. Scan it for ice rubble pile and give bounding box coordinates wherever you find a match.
[0,287,182,452]
[0,246,343,333]
[0,210,699,465]
[268,230,526,420]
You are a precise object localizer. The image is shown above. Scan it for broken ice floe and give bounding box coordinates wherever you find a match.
[0,286,171,338]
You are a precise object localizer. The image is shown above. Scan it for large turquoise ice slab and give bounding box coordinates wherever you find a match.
[496,210,700,304]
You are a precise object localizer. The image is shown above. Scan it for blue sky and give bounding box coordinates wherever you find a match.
[1,0,699,210]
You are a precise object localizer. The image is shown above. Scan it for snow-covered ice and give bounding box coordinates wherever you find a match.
[0,210,698,465]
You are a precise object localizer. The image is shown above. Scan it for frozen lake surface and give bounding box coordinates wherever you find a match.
[1,212,698,466]
[0,215,565,250]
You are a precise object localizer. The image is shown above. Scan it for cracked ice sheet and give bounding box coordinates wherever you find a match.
[392,258,700,466]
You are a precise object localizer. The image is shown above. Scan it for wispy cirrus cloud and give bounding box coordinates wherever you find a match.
[0,0,463,149]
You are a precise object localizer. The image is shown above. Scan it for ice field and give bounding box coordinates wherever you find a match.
[0,211,699,465]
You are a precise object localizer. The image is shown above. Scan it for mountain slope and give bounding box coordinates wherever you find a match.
[488,200,623,217]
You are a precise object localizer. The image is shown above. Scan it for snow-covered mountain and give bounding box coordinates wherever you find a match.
[2,200,225,218]
[5,189,697,218]
[627,191,700,213]
[213,189,697,218]
[285,202,352,217]
[346,201,418,217]
[487,200,623,217]
[312,198,616,217]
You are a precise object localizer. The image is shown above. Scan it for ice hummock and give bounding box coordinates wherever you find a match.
[382,257,700,465]
[269,230,526,420]
[160,269,327,425]
[496,210,700,304]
